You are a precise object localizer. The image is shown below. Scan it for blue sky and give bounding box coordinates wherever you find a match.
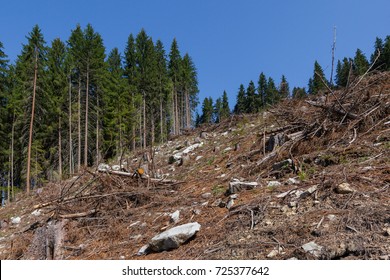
[1,0,389,111]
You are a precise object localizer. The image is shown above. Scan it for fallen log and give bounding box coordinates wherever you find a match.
[97,169,182,185]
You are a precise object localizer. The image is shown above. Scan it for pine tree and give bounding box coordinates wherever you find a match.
[245,80,256,113]
[335,57,352,87]
[309,61,327,94]
[220,90,230,121]
[168,38,182,135]
[234,84,246,114]
[265,77,278,105]
[278,75,290,99]
[383,36,390,71]
[201,97,213,124]
[353,49,369,76]
[371,37,384,70]
[181,53,198,128]
[214,97,222,123]
[257,72,267,109]
[47,38,67,179]
[292,87,307,99]
[0,41,9,186]
[17,25,47,193]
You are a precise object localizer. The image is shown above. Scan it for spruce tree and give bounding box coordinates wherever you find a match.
[220,90,230,120]
[181,53,198,128]
[0,41,9,182]
[266,77,279,105]
[245,80,256,113]
[278,75,290,99]
[201,97,213,124]
[353,49,369,76]
[335,57,352,87]
[168,38,182,135]
[257,72,267,109]
[292,87,307,99]
[309,61,327,94]
[234,84,246,114]
[371,37,384,70]
[214,97,222,123]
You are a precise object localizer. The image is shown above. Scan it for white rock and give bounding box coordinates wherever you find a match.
[226,199,234,209]
[224,147,233,152]
[302,241,323,257]
[170,210,180,224]
[230,194,239,199]
[287,178,300,185]
[201,193,212,199]
[327,214,337,221]
[267,249,279,258]
[11,217,21,224]
[137,244,150,255]
[149,222,201,252]
[31,209,41,217]
[267,181,282,188]
[98,163,110,171]
[112,165,121,171]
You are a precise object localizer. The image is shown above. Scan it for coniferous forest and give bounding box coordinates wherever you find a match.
[0,23,389,199]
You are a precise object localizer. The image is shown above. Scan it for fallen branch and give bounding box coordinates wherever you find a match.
[97,169,182,184]
[59,209,96,219]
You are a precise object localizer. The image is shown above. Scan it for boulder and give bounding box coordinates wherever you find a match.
[302,241,323,257]
[170,210,180,224]
[98,163,110,171]
[335,183,354,194]
[148,222,201,252]
[266,133,287,152]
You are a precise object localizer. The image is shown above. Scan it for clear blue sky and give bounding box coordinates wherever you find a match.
[1,0,389,112]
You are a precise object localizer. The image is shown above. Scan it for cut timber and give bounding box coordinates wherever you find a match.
[97,169,181,184]
[305,100,358,119]
[59,209,96,219]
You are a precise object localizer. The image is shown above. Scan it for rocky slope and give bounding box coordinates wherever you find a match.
[0,72,389,260]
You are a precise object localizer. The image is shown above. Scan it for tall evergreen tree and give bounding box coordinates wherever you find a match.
[292,87,307,99]
[0,41,9,184]
[234,84,246,114]
[353,49,369,76]
[181,53,199,128]
[257,72,267,109]
[371,37,384,70]
[278,75,290,99]
[17,25,47,193]
[214,97,222,123]
[220,90,230,120]
[265,77,278,105]
[308,61,327,94]
[201,97,213,124]
[335,57,352,87]
[245,80,256,113]
[168,38,182,135]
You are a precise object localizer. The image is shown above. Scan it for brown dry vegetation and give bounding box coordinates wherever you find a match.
[0,72,389,260]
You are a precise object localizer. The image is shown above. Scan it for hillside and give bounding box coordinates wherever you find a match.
[0,71,389,260]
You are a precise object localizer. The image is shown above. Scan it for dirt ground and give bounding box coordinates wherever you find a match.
[0,72,389,260]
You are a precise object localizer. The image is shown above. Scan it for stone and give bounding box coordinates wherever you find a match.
[266,133,287,152]
[226,199,234,209]
[335,183,354,194]
[224,147,233,152]
[302,241,323,257]
[112,165,121,171]
[170,210,180,224]
[267,249,279,258]
[286,178,300,185]
[327,214,337,222]
[195,156,203,161]
[137,244,151,256]
[201,193,212,199]
[300,185,318,198]
[98,163,110,171]
[31,209,41,217]
[148,222,201,252]
[178,155,190,166]
[11,216,21,224]
[230,194,239,199]
[200,131,209,139]
[267,181,282,188]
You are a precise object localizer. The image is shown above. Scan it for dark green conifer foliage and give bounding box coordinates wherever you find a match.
[279,75,290,99]
[335,57,352,87]
[308,61,327,94]
[370,37,384,70]
[220,90,230,120]
[234,84,246,114]
[265,77,278,105]
[214,97,222,123]
[292,87,307,99]
[201,97,213,124]
[353,49,369,76]
[245,80,256,113]
[0,41,9,176]
[257,72,267,109]
[168,38,182,135]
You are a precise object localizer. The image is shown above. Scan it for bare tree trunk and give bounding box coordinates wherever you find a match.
[185,90,190,128]
[330,26,337,86]
[172,89,176,135]
[7,154,10,203]
[151,114,155,146]
[143,93,146,148]
[84,65,89,167]
[175,90,179,135]
[58,116,62,179]
[11,115,14,200]
[77,77,81,172]
[26,47,38,194]
[160,96,164,142]
[68,74,73,175]
[96,92,100,165]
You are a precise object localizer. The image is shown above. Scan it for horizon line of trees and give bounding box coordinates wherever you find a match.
[0,24,199,197]
[197,35,390,125]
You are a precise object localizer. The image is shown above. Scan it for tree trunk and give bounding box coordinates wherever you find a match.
[185,89,190,128]
[26,47,38,194]
[84,64,89,167]
[11,115,15,200]
[58,116,62,180]
[172,89,176,135]
[143,93,146,148]
[77,77,81,172]
[96,92,99,165]
[160,96,164,143]
[68,73,73,175]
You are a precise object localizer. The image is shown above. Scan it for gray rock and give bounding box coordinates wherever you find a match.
[267,249,279,258]
[226,199,234,209]
[200,131,209,139]
[112,165,121,171]
[266,133,287,152]
[302,241,323,257]
[137,244,151,256]
[300,185,318,198]
[211,198,223,207]
[286,178,300,185]
[267,181,282,188]
[195,156,203,161]
[170,210,180,224]
[335,183,354,194]
[149,222,201,252]
[201,193,212,199]
[98,163,110,171]
[230,194,239,199]
[31,209,41,217]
